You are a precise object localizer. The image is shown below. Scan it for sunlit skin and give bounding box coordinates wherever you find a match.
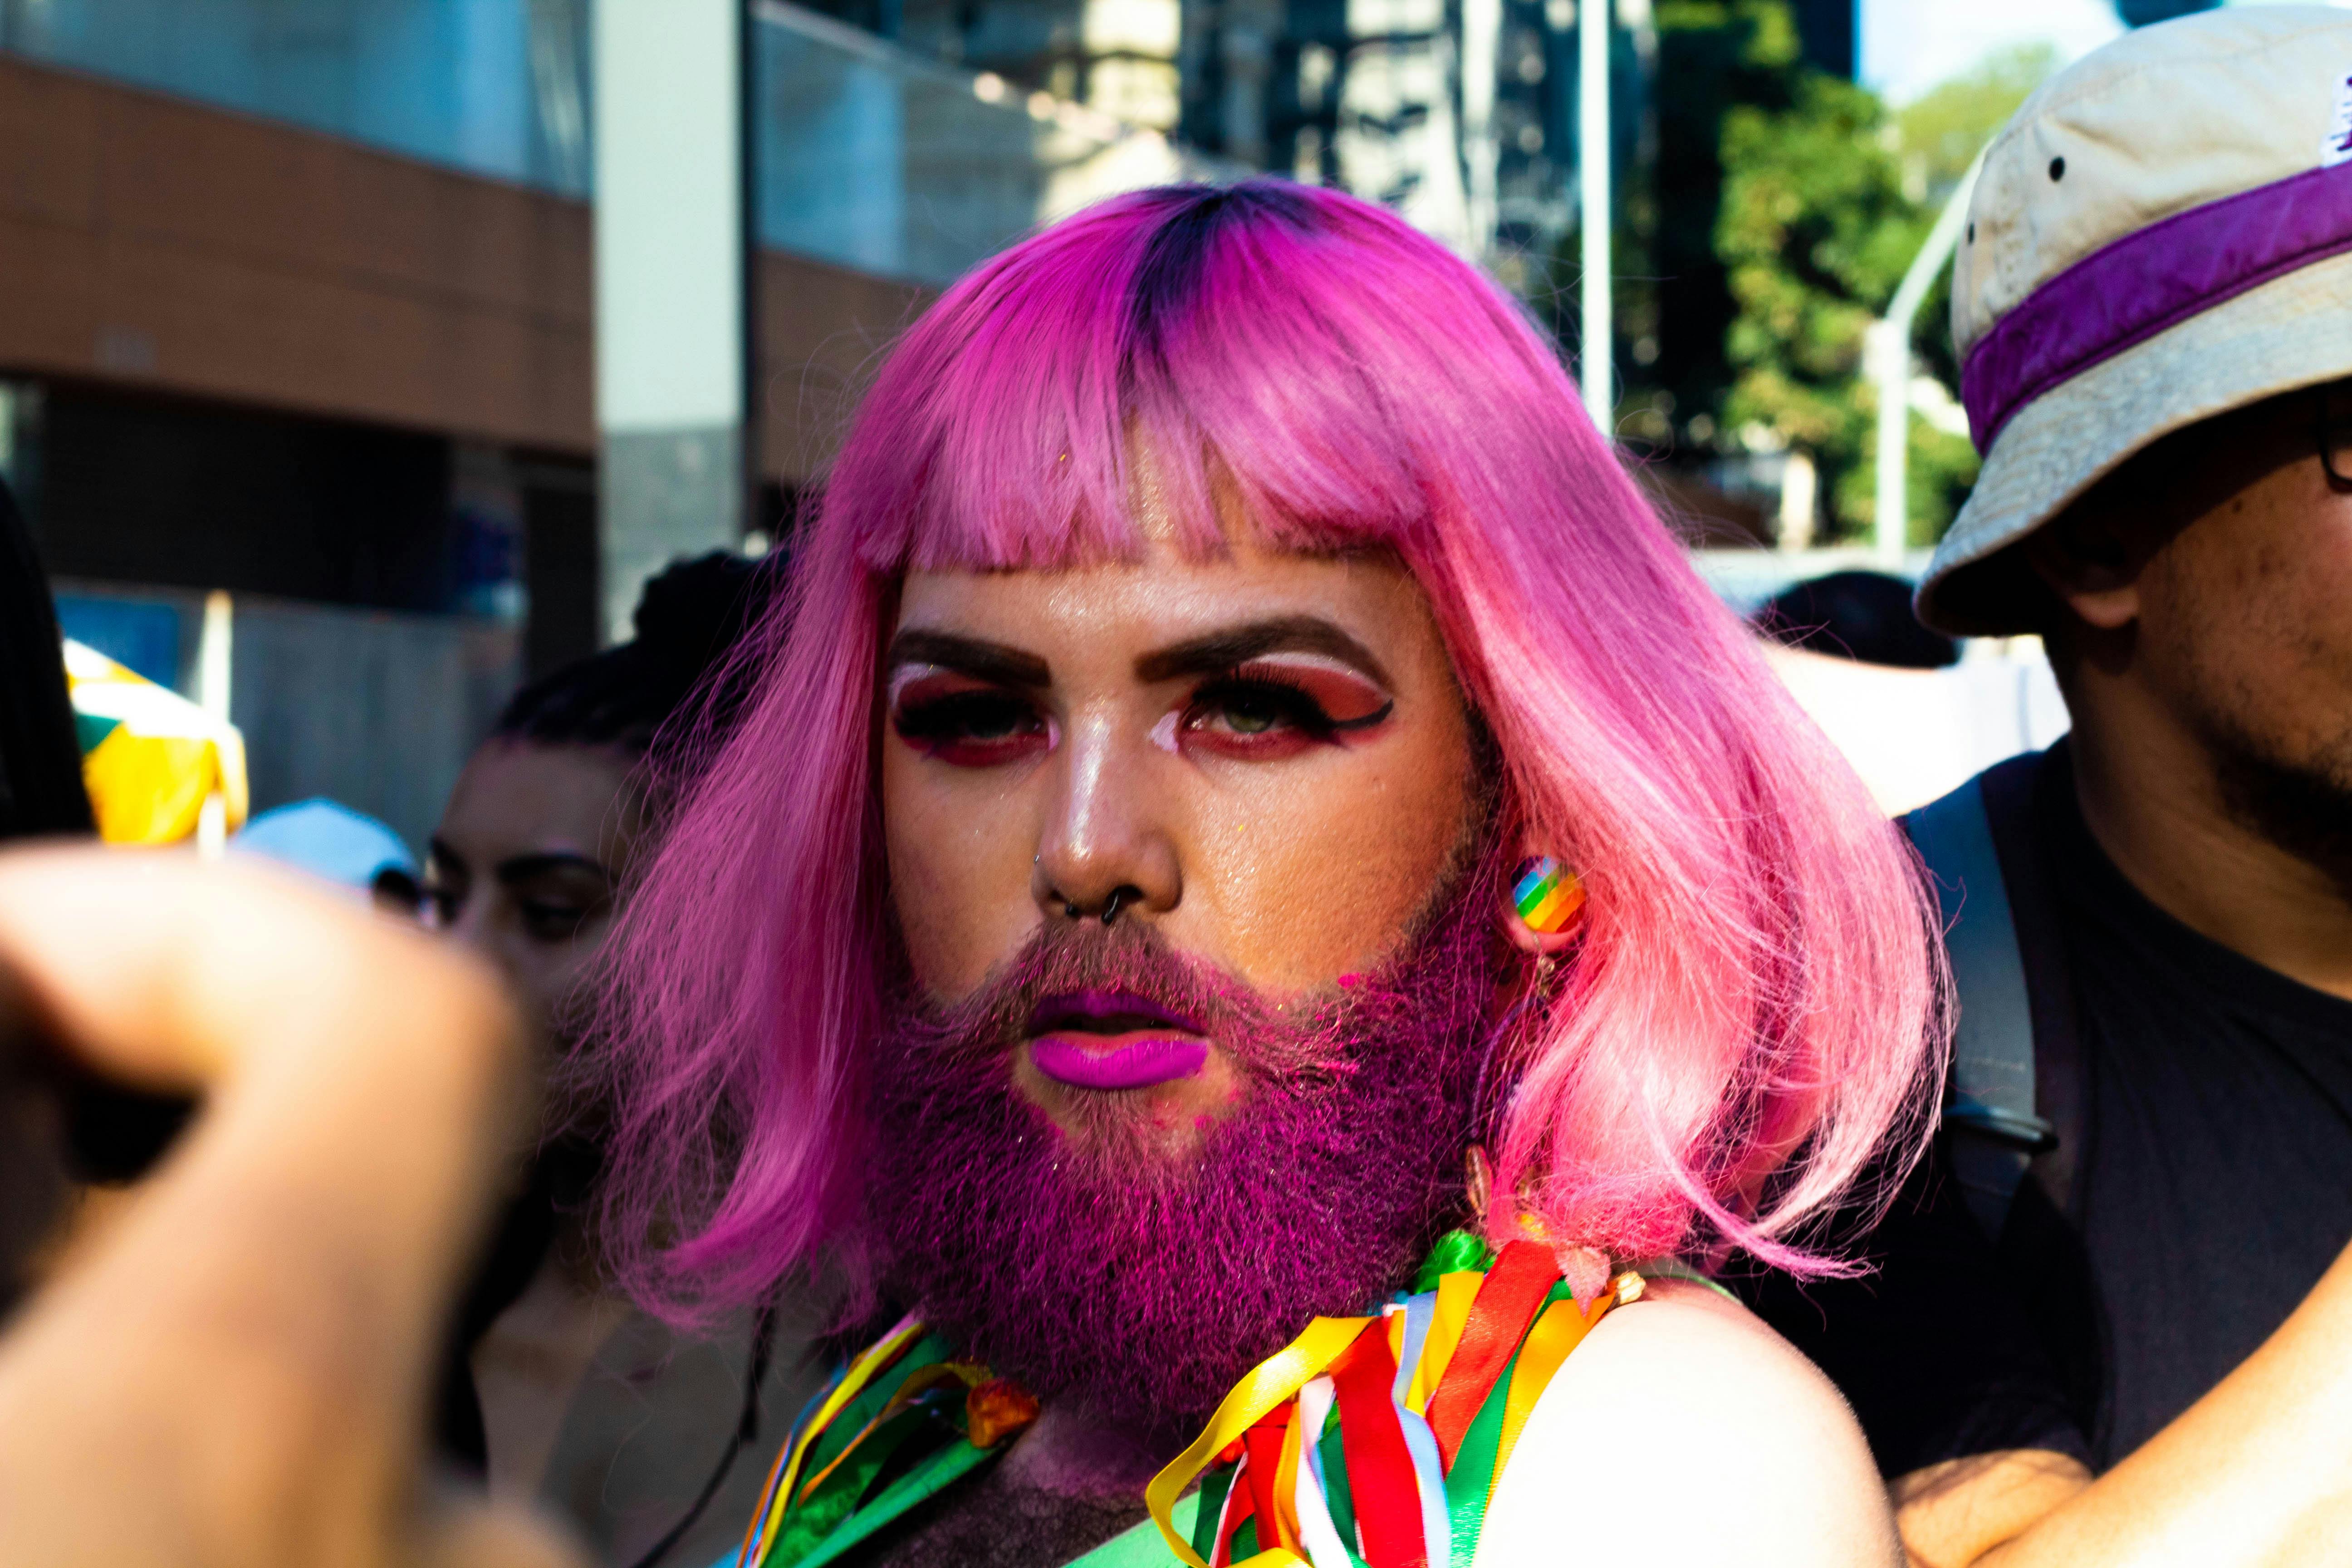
[874,519,1900,1558]
[880,508,1480,1152]
[421,740,647,1044]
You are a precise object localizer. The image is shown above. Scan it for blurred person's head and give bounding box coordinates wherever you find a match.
[424,553,778,1045]
[1916,9,2352,898]
[590,181,1944,1430]
[1757,571,1958,670]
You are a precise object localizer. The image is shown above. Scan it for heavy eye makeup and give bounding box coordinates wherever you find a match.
[890,666,1057,766]
[1175,654,1395,759]
[889,651,1393,769]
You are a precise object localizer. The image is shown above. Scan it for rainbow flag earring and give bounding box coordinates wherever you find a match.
[1514,856,1586,936]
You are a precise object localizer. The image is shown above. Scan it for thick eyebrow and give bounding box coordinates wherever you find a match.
[493,852,618,887]
[1134,616,1393,688]
[885,629,1052,688]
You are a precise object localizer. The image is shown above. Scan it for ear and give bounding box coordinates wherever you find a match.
[1505,855,1584,956]
[2023,503,2145,633]
[1465,1144,1493,1226]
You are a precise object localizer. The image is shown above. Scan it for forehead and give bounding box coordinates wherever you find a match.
[893,531,1438,664]
[439,740,642,854]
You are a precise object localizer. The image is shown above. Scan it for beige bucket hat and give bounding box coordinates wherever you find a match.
[1919,5,2352,635]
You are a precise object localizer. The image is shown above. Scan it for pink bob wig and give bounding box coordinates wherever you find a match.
[597,179,1947,1320]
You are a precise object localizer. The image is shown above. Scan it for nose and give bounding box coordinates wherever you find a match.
[1031,707,1181,925]
[436,889,500,965]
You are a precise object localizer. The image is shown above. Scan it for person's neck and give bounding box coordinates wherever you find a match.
[999,1402,1178,1500]
[2068,697,2352,1002]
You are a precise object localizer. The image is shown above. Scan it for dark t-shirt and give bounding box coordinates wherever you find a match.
[1742,746,2352,1475]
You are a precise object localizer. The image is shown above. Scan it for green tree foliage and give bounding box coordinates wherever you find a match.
[1535,7,2051,544]
[1896,43,2055,206]
[1540,1,1803,453]
[1894,44,2055,391]
[1716,66,1984,542]
[1718,73,1916,453]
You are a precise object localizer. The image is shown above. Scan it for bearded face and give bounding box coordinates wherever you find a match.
[869,833,1505,1435]
[872,499,1500,1435]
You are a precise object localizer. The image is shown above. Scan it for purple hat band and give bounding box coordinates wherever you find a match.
[1961,161,2352,455]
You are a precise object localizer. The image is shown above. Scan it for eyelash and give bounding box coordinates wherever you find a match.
[891,687,1054,766]
[890,666,1392,768]
[1180,673,1384,758]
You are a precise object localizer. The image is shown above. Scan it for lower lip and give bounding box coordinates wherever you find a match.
[1029,1032,1210,1091]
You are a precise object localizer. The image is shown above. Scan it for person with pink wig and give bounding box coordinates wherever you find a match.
[592,179,1945,1568]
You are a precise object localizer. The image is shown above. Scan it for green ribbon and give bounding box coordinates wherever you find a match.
[763,1332,995,1568]
[1188,1469,1233,1561]
[1184,1249,1573,1568]
[1441,1279,1577,1568]
[1315,1398,1369,1568]
[792,1435,1004,1568]
[762,1234,1560,1568]
[1411,1230,1496,1294]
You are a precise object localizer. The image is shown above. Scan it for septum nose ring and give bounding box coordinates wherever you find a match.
[1063,887,1134,925]
[1037,858,1138,924]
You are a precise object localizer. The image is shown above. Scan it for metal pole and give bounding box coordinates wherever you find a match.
[1578,0,1610,436]
[1463,0,1500,260]
[591,0,754,645]
[1872,151,1982,568]
[196,589,233,858]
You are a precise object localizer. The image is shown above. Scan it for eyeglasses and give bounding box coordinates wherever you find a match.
[2315,385,2352,492]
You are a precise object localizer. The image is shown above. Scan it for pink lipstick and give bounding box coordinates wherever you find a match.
[1026,989,1210,1091]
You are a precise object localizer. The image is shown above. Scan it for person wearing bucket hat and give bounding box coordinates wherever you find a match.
[1737,9,2352,1566]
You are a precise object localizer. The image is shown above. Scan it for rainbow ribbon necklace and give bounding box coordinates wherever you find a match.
[735,1232,1640,1568]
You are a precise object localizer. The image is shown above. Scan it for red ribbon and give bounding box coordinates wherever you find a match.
[1423,1240,1561,1470]
[1239,1409,1292,1554]
[1330,1324,1427,1568]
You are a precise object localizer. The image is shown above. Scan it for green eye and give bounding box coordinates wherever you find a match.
[1221,696,1280,733]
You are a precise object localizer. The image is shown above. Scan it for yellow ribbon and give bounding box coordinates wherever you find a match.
[1404,1271,1483,1415]
[1269,1402,1306,1554]
[1143,1315,1372,1568]
[1488,1293,1612,1498]
[752,1315,928,1563]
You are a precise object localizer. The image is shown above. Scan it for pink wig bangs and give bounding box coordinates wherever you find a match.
[598,180,1947,1318]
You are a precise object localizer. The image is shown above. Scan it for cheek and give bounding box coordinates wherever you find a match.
[502,936,599,1038]
[2156,493,2352,745]
[1186,716,1475,995]
[881,745,1040,1000]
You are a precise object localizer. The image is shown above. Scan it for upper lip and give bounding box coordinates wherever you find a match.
[1026,990,1204,1037]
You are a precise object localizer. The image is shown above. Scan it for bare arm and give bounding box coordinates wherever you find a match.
[1481,1282,1901,1567]
[0,848,580,1568]
[1897,1238,2352,1567]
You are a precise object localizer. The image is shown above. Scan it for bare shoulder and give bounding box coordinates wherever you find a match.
[1476,1281,1898,1568]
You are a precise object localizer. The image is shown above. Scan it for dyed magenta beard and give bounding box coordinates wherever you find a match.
[865,857,1507,1436]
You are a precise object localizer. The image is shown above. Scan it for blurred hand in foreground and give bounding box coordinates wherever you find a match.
[0,848,582,1568]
